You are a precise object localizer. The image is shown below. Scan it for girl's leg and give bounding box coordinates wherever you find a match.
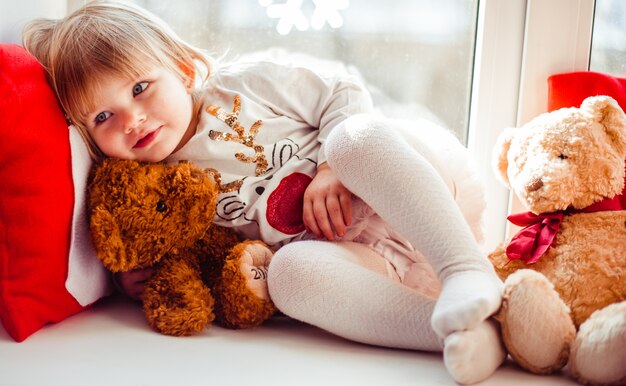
[268,240,505,384]
[324,114,502,339]
[268,240,442,351]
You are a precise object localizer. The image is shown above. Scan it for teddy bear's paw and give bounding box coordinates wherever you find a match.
[214,241,276,329]
[143,276,216,336]
[569,301,626,386]
[236,241,274,301]
[497,269,576,374]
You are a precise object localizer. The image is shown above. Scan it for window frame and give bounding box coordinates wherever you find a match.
[469,0,595,250]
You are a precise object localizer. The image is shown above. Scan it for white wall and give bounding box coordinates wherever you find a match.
[0,0,67,44]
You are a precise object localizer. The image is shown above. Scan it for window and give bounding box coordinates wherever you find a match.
[590,0,626,75]
[68,0,479,144]
[57,0,614,250]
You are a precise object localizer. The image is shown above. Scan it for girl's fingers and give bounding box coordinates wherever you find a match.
[303,190,353,241]
[326,195,346,237]
[133,267,153,282]
[303,198,321,238]
[339,192,352,226]
[313,197,335,240]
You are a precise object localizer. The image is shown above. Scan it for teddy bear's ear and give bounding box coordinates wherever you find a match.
[582,95,626,156]
[492,127,515,187]
[89,206,129,272]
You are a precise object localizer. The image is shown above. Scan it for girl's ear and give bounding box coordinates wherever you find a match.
[178,61,196,91]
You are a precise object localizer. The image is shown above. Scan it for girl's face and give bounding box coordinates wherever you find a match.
[84,66,195,162]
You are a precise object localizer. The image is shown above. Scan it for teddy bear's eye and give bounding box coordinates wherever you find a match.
[156,200,167,213]
[558,154,568,160]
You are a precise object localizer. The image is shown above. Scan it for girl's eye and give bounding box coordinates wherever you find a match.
[133,81,149,96]
[95,111,111,124]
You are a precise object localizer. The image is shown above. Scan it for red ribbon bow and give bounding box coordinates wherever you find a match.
[505,212,563,263]
[506,191,626,264]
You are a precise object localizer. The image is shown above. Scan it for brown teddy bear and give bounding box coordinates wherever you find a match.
[88,159,276,336]
[489,95,626,386]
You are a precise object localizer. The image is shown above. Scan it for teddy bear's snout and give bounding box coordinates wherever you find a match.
[526,177,544,192]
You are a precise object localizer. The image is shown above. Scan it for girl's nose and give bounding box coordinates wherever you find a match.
[122,109,146,134]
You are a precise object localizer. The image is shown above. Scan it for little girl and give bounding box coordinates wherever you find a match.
[24,1,505,383]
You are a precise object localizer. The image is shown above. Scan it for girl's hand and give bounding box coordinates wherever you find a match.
[303,162,353,240]
[114,268,153,301]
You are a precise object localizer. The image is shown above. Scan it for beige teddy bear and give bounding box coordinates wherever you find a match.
[489,96,626,385]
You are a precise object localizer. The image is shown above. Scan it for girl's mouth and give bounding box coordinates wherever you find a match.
[133,127,161,148]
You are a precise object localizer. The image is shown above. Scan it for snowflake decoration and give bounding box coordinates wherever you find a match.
[260,0,349,35]
[311,0,349,30]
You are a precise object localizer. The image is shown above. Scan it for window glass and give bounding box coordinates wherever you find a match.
[78,0,478,142]
[590,0,626,75]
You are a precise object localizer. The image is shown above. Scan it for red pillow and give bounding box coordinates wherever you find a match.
[0,44,112,342]
[548,71,626,111]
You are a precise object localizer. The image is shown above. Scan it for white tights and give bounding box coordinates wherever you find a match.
[268,115,505,384]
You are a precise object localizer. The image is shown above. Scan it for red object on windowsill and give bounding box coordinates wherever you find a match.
[548,71,626,111]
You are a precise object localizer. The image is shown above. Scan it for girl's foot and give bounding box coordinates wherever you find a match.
[432,271,502,338]
[443,319,506,384]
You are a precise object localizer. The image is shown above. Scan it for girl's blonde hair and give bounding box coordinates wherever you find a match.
[22,0,212,159]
